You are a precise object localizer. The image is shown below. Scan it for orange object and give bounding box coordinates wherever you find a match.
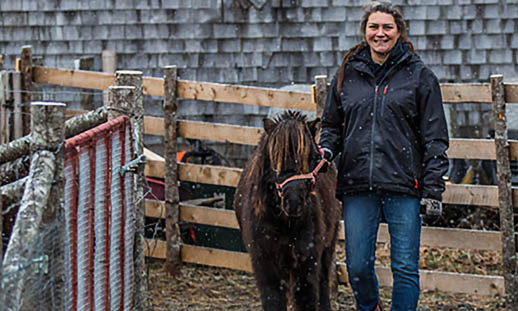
[177,150,188,163]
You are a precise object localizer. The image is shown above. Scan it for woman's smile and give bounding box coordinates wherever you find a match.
[365,12,400,63]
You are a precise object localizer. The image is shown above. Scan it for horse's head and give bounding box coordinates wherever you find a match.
[263,111,323,217]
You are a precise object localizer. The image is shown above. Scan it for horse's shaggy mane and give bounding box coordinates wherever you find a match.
[233,110,341,310]
[242,110,316,215]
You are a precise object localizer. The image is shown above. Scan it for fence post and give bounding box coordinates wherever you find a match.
[114,70,148,310]
[12,72,22,140]
[1,71,13,143]
[107,85,136,311]
[1,101,65,310]
[0,187,3,279]
[0,70,7,144]
[313,75,328,119]
[107,86,136,119]
[20,46,32,136]
[313,75,337,299]
[102,50,117,107]
[75,56,95,111]
[491,74,518,311]
[35,102,66,311]
[163,66,181,275]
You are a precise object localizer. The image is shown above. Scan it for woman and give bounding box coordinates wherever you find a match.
[319,2,449,310]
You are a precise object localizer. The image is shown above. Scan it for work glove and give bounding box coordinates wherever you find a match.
[318,147,333,174]
[420,198,442,219]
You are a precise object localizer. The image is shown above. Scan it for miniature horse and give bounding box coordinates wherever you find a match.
[233,111,341,311]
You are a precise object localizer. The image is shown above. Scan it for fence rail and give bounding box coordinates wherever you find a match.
[2,59,515,302]
[143,152,518,209]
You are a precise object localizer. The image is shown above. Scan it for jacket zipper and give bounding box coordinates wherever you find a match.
[369,85,379,189]
[358,53,410,191]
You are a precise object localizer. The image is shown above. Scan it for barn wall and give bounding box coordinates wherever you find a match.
[0,0,516,162]
[1,1,516,84]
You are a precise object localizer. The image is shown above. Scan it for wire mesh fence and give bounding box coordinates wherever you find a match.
[1,219,66,311]
[64,116,135,311]
[1,115,136,311]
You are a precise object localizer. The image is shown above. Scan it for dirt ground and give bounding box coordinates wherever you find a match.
[148,244,507,311]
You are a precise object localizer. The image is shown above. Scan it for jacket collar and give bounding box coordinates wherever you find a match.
[350,39,413,79]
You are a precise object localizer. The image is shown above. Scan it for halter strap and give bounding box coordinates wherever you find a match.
[275,155,328,198]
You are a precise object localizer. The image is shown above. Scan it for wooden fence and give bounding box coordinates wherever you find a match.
[4,47,517,301]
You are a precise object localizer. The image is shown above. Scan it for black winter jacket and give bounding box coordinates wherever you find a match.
[320,41,449,201]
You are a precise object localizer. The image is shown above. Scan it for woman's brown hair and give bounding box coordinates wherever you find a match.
[336,1,415,92]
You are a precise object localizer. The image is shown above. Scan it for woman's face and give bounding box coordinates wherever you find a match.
[365,12,400,62]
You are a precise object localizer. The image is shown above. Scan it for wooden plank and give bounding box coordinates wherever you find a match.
[419,226,502,251]
[179,163,242,188]
[418,269,504,296]
[33,67,314,111]
[143,76,163,97]
[182,244,253,272]
[33,66,514,108]
[178,121,262,145]
[144,158,517,207]
[143,147,163,162]
[443,183,499,207]
[146,159,517,209]
[180,203,239,229]
[145,240,504,296]
[145,201,506,251]
[144,239,167,260]
[338,222,503,251]
[144,119,518,162]
[144,156,165,179]
[176,80,315,111]
[34,66,116,91]
[146,160,243,187]
[511,141,518,161]
[143,116,164,136]
[145,200,165,219]
[336,264,504,296]
[447,139,517,161]
[440,83,492,103]
[504,83,518,103]
[144,116,264,145]
[447,138,495,160]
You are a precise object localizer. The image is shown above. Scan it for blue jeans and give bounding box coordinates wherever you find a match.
[342,192,421,311]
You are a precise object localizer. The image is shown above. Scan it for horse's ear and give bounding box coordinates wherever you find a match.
[307,117,321,138]
[263,117,276,135]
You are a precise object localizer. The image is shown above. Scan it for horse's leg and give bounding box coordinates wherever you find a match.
[293,257,320,311]
[318,244,337,311]
[252,258,287,311]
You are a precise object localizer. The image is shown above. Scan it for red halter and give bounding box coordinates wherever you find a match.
[275,148,328,198]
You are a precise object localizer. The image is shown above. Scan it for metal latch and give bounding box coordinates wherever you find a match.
[120,154,147,175]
